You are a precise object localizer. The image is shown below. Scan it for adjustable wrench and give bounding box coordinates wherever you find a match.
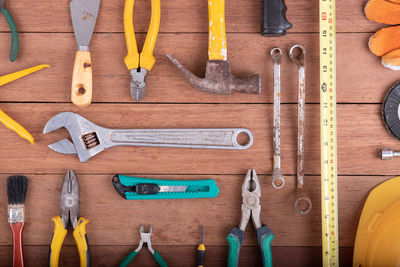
[270,47,285,189]
[289,44,312,215]
[43,112,254,162]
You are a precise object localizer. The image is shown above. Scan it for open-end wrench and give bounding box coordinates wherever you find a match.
[270,47,285,189]
[43,112,254,162]
[289,44,312,215]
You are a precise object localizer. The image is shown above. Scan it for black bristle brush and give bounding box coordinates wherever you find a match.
[7,175,28,267]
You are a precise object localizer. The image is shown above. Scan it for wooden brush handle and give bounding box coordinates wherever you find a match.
[71,51,93,107]
[10,222,24,267]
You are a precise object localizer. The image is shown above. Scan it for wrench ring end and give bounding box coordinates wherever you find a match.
[272,176,285,189]
[294,196,312,215]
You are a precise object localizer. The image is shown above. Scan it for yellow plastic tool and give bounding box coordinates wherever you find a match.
[49,170,90,267]
[124,0,160,101]
[0,64,49,144]
[208,0,227,61]
[353,176,400,267]
[49,216,90,267]
[124,0,160,71]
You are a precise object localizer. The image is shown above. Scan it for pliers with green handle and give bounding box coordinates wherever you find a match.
[120,225,167,267]
[0,0,18,62]
[226,169,275,267]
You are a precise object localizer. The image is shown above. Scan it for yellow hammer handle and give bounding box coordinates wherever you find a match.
[73,217,90,267]
[0,109,34,144]
[208,0,227,61]
[49,216,68,267]
[124,0,139,70]
[0,64,49,87]
[140,0,160,71]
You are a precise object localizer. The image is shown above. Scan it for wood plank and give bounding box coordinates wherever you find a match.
[0,33,392,104]
[0,245,354,267]
[0,173,387,247]
[0,0,379,34]
[0,103,395,175]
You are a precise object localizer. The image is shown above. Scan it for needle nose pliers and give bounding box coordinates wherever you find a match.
[120,225,167,267]
[0,0,18,62]
[124,0,160,101]
[49,170,90,267]
[226,169,275,267]
[0,64,49,144]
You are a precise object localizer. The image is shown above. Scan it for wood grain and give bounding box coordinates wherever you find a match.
[0,0,380,33]
[0,245,354,267]
[0,174,387,247]
[0,33,395,103]
[0,103,392,175]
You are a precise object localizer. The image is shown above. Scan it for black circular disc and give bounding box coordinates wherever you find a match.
[383,82,400,141]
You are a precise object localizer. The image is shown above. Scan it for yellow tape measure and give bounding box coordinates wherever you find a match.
[320,0,339,265]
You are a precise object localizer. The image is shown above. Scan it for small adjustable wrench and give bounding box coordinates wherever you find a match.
[43,112,254,162]
[289,44,312,215]
[270,47,285,189]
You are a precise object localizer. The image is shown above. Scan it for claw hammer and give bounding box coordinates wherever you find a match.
[166,0,261,95]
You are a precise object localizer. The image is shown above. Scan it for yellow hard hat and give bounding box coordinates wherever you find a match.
[353,176,400,267]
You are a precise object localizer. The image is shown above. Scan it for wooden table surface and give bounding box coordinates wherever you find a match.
[0,0,395,266]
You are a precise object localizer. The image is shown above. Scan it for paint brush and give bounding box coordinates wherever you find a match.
[7,175,28,267]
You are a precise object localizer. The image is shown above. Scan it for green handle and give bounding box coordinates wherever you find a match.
[153,250,168,267]
[257,225,274,267]
[0,8,18,62]
[226,227,244,267]
[119,251,138,267]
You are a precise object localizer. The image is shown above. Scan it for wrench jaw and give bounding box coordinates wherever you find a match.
[43,112,106,162]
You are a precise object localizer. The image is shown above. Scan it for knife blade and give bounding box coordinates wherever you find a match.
[69,0,100,107]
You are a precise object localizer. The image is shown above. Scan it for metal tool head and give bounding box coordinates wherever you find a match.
[43,112,105,162]
[239,169,262,230]
[70,0,100,49]
[135,225,154,254]
[289,44,305,68]
[130,68,147,101]
[60,170,80,229]
[166,54,261,95]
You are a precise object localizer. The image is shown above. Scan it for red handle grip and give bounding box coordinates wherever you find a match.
[9,222,24,267]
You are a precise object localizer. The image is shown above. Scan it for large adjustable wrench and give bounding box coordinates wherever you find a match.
[43,112,254,162]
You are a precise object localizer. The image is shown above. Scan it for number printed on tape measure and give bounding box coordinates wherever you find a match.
[320,0,339,265]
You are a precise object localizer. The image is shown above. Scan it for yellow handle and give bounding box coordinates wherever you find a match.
[73,217,90,267]
[49,216,68,267]
[0,64,49,87]
[71,51,92,107]
[0,110,34,144]
[140,0,160,71]
[124,0,139,70]
[208,0,227,61]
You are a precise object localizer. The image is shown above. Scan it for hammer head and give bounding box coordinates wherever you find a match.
[166,54,261,95]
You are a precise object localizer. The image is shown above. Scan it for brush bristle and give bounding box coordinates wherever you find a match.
[7,176,28,205]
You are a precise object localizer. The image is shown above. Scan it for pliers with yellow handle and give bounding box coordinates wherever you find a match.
[0,64,49,144]
[49,170,90,267]
[0,0,18,62]
[124,0,160,102]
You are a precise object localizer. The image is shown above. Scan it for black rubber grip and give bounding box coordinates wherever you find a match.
[261,0,292,36]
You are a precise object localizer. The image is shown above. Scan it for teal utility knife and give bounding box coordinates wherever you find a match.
[112,175,219,200]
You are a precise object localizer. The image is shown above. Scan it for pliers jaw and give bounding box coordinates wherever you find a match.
[60,170,80,229]
[239,169,262,231]
[135,225,155,254]
[130,68,148,101]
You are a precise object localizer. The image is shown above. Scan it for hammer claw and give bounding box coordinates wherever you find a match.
[166,54,261,95]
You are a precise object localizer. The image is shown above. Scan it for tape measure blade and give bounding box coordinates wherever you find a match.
[320,0,339,265]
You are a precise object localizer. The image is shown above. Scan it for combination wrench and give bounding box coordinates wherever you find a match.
[289,44,312,215]
[43,112,254,162]
[271,47,285,189]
